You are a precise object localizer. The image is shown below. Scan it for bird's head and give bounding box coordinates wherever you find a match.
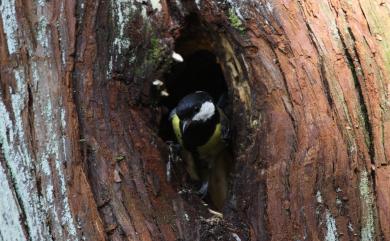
[175,91,216,133]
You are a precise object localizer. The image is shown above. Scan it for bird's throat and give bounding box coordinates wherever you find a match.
[181,116,218,151]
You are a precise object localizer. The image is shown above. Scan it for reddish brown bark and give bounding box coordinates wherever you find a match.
[1,0,390,240]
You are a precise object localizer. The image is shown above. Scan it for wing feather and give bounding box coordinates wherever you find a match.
[218,107,230,143]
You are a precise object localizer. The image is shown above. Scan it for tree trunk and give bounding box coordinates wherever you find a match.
[1,0,389,240]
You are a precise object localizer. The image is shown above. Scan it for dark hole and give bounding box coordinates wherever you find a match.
[161,50,227,111]
[159,49,228,141]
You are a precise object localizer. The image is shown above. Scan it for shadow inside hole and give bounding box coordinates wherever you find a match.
[162,50,227,110]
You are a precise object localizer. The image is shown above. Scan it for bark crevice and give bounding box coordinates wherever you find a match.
[338,26,375,164]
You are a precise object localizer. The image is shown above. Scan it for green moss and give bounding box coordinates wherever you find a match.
[228,9,245,33]
[149,36,163,62]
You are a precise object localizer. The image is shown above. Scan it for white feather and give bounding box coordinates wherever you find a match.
[192,101,215,121]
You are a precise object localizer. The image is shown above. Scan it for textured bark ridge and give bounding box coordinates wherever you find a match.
[1,0,390,240]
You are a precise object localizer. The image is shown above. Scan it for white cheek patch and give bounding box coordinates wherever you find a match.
[192,101,215,121]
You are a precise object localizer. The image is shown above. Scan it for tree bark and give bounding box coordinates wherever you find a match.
[1,0,389,240]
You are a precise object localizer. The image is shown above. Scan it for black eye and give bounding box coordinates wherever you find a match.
[194,106,200,112]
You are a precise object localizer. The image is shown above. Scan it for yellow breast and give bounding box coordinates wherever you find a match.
[197,123,225,160]
[171,113,225,159]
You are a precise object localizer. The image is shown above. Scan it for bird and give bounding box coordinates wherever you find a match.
[169,91,232,209]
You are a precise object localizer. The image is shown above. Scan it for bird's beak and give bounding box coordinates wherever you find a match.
[182,120,191,133]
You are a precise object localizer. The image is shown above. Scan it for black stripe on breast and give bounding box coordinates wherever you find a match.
[182,114,218,152]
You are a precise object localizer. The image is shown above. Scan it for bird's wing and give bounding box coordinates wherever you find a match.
[217,93,231,143]
[218,107,230,143]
